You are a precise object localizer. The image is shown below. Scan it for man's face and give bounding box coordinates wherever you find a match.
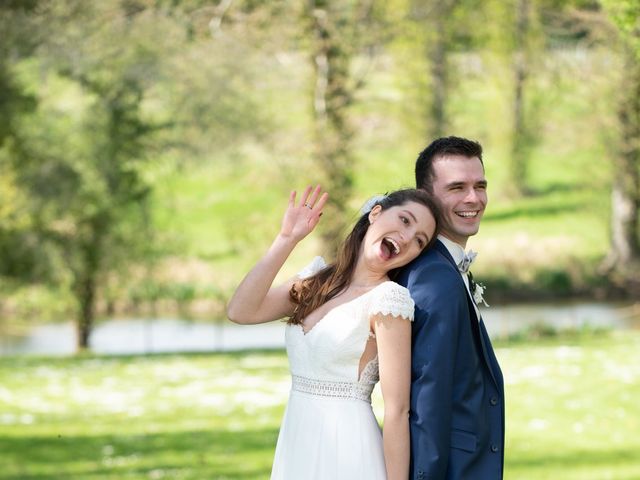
[430,155,487,247]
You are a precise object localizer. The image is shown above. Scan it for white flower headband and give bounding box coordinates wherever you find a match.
[359,194,388,215]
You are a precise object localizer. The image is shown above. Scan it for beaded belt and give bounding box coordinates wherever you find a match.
[291,375,374,402]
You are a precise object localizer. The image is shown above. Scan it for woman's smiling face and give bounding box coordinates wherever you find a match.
[363,201,437,272]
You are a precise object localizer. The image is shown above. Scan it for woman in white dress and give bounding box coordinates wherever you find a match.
[227,185,439,480]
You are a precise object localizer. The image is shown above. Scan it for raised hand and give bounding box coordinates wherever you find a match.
[280,185,329,242]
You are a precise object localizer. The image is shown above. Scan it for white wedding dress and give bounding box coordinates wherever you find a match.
[270,257,415,480]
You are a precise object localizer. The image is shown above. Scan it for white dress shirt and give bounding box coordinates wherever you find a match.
[438,235,481,319]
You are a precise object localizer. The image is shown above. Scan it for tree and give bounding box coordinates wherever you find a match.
[480,0,548,196]
[304,0,385,252]
[403,0,485,140]
[405,0,457,139]
[600,0,640,291]
[0,1,178,350]
[156,0,385,254]
[426,0,456,138]
[511,0,534,195]
[29,3,165,350]
[1,0,284,349]
[0,1,52,283]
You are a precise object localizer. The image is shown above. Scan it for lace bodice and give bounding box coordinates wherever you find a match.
[285,257,414,402]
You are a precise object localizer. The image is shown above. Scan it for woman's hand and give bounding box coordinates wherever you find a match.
[280,185,329,242]
[227,185,328,325]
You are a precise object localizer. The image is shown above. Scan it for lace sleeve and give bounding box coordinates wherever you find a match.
[369,282,415,321]
[296,256,327,279]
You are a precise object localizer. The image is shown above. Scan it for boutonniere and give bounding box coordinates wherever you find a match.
[469,273,489,307]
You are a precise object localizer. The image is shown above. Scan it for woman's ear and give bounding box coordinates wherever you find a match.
[368,205,382,224]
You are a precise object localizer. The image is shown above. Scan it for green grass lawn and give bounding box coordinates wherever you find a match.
[1,331,639,479]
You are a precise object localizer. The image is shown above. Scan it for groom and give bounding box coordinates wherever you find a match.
[396,136,505,479]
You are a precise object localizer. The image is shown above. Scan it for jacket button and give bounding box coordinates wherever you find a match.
[491,444,499,453]
[490,396,498,406]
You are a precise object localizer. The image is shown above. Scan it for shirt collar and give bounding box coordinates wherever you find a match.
[438,234,466,267]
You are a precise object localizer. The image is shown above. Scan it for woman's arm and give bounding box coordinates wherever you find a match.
[374,312,412,480]
[226,185,328,325]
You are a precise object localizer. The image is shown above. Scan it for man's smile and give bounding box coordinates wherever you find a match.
[455,210,480,218]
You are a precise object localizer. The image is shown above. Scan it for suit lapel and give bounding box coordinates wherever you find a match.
[478,317,504,389]
[465,294,501,389]
[434,241,501,389]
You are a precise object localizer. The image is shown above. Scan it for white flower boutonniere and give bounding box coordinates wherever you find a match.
[468,272,489,307]
[472,282,489,307]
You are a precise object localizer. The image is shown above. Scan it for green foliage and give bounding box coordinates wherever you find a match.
[534,269,573,293]
[0,0,277,344]
[503,322,612,342]
[0,0,636,330]
[0,283,75,325]
[127,281,200,308]
[601,0,640,56]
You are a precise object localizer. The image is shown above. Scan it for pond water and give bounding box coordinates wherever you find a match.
[1,301,639,356]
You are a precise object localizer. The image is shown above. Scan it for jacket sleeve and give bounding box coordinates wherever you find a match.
[406,261,469,479]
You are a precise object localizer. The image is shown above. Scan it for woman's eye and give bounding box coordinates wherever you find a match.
[400,216,409,224]
[417,238,424,248]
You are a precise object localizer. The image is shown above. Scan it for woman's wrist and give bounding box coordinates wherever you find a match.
[273,232,300,250]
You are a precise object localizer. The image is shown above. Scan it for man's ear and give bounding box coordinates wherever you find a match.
[368,205,382,224]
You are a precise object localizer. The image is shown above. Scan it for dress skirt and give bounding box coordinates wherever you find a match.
[270,389,387,480]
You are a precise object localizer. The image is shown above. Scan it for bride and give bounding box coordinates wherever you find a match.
[227,185,439,480]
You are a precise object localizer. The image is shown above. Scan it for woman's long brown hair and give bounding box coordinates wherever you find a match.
[287,189,440,325]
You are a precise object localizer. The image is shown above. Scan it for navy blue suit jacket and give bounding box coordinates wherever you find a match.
[396,240,505,480]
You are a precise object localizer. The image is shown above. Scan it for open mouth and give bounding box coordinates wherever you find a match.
[455,210,479,218]
[380,237,400,260]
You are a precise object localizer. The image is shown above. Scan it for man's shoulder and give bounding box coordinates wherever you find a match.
[397,247,461,291]
[403,247,456,277]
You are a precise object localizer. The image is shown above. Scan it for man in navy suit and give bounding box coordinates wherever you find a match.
[396,136,505,479]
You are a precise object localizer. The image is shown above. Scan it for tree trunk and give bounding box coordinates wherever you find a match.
[73,220,103,352]
[603,47,640,290]
[75,270,96,351]
[610,175,639,265]
[427,1,452,139]
[307,1,355,254]
[511,0,531,196]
